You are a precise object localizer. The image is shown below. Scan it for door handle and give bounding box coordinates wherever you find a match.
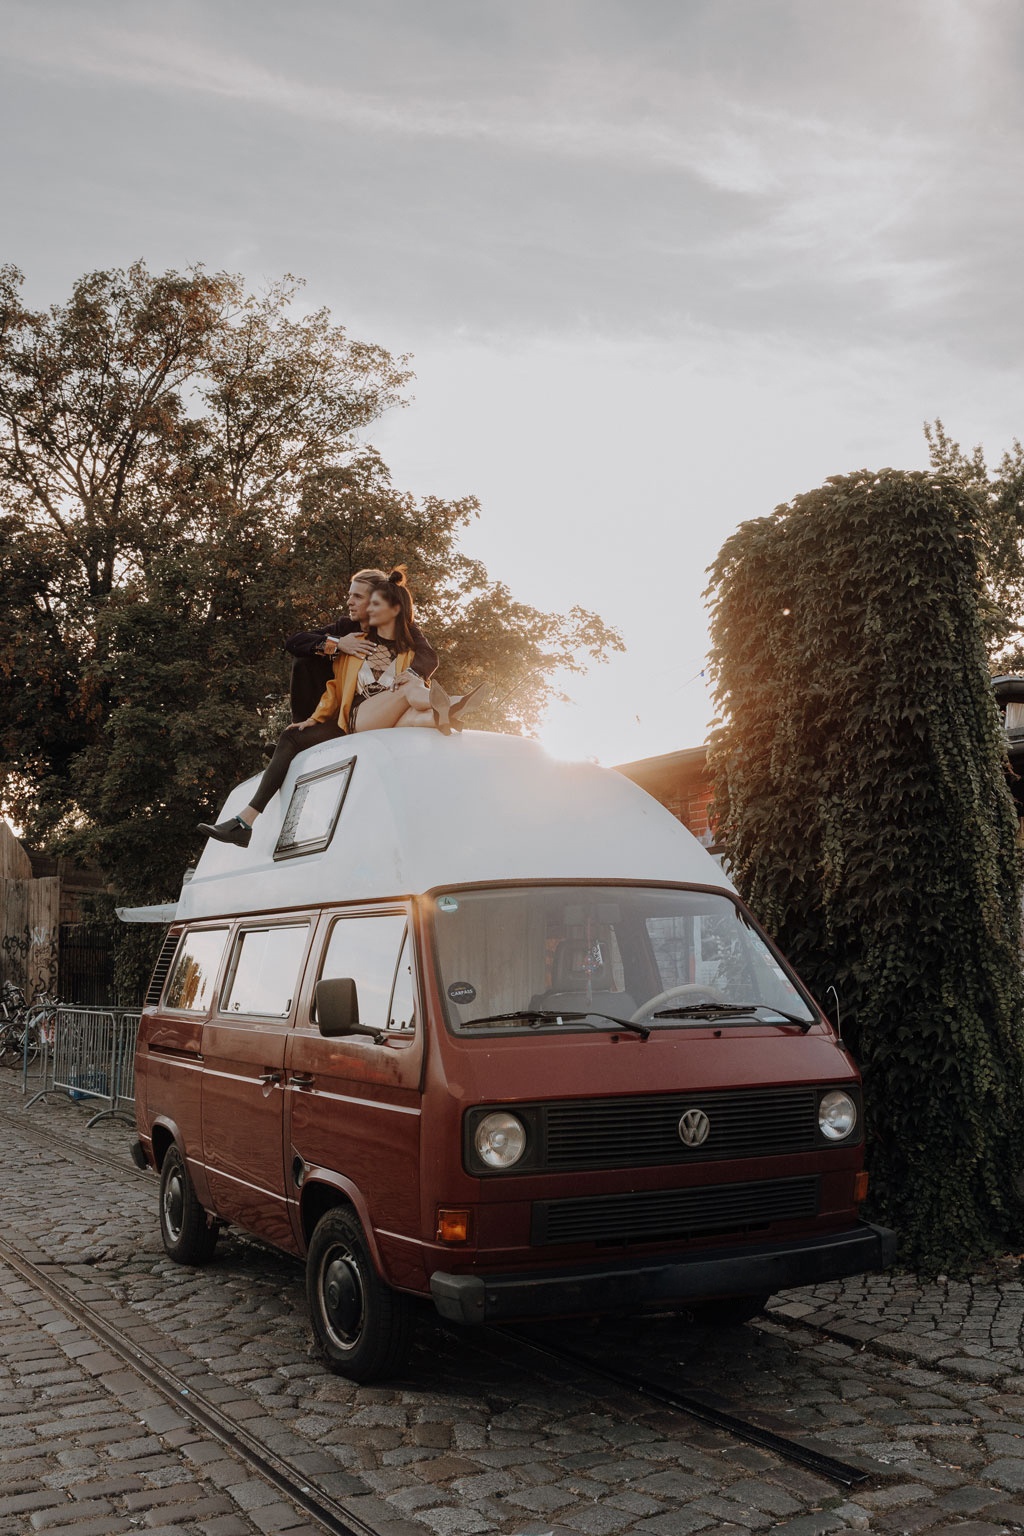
[290,1073,315,1089]
[258,1070,283,1085]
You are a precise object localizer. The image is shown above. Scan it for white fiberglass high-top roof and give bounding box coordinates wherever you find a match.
[176,729,732,922]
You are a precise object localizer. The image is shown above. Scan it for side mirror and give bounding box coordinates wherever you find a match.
[314,977,384,1041]
[315,976,358,1036]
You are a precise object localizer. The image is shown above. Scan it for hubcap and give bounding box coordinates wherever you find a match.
[163,1171,184,1240]
[321,1248,363,1349]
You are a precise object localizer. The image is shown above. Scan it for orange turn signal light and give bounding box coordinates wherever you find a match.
[436,1208,471,1243]
[854,1170,869,1204]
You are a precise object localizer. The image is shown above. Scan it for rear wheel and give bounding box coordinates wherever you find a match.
[306,1207,413,1382]
[0,1021,34,1067]
[159,1146,218,1265]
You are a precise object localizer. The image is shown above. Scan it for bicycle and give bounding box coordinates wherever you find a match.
[0,991,60,1068]
[0,980,26,1017]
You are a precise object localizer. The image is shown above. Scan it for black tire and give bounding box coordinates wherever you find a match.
[158,1145,218,1265]
[687,1293,771,1326]
[0,1023,33,1067]
[306,1206,413,1382]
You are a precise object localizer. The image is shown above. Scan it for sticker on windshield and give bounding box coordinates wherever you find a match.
[447,981,476,1004]
[437,896,459,914]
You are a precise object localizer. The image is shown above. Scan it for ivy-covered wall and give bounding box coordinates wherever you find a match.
[707,469,1024,1272]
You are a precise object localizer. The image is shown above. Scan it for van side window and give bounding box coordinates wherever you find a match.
[222,924,310,1018]
[164,927,229,1012]
[387,927,416,1033]
[275,760,354,860]
[319,913,410,1034]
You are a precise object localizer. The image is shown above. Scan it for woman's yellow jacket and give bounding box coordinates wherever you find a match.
[311,649,415,732]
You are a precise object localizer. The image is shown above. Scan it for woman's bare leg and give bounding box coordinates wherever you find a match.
[352,691,415,732]
[394,705,436,728]
[398,676,432,711]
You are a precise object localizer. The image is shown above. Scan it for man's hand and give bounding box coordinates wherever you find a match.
[326,633,374,657]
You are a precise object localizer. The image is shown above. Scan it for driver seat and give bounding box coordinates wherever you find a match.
[528,938,637,1018]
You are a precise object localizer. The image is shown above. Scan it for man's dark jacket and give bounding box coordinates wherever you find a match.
[284,617,438,722]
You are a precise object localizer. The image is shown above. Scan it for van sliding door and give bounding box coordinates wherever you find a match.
[200,920,312,1251]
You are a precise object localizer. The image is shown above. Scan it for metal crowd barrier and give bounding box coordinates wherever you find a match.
[25,1007,142,1127]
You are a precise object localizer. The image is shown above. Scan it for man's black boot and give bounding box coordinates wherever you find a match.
[197,816,252,847]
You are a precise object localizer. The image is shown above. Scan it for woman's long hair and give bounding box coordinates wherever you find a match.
[370,567,416,652]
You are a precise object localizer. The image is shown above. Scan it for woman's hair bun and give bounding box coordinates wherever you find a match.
[388,564,407,586]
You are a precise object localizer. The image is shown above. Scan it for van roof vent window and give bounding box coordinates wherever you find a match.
[275,758,355,862]
[146,930,181,1006]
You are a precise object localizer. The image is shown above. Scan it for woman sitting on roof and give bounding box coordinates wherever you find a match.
[199,568,476,848]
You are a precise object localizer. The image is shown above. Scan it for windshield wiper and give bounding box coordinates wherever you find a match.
[461,1008,651,1040]
[462,1009,594,1028]
[649,1002,813,1032]
[579,1010,651,1040]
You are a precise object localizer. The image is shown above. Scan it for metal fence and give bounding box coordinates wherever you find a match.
[58,925,116,1007]
[24,1006,141,1127]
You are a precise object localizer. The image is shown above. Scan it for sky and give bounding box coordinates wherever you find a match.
[3,0,1024,764]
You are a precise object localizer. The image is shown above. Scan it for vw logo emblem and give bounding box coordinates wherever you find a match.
[678,1109,711,1147]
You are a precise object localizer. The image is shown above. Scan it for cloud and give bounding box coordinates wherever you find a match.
[0,2,943,186]
[3,0,1023,357]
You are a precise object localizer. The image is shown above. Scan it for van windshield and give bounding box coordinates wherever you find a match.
[430,885,816,1035]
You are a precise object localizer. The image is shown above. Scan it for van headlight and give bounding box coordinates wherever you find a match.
[818,1089,857,1141]
[473,1111,527,1169]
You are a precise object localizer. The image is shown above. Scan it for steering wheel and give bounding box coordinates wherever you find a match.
[629,983,729,1025]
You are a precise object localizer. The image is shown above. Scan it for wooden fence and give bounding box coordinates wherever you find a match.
[0,822,60,998]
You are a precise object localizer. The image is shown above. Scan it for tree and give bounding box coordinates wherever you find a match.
[706,468,1024,1272]
[924,420,1024,659]
[0,264,622,915]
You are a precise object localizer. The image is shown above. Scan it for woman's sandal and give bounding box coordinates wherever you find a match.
[429,682,488,736]
[429,682,455,735]
[449,683,489,729]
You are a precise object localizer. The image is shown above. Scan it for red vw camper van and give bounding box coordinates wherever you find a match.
[133,730,894,1381]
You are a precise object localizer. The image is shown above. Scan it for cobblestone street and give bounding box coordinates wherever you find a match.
[3,1073,1024,1536]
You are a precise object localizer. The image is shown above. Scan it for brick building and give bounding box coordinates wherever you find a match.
[614,745,718,852]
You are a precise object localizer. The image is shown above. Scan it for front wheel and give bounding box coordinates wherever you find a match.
[306,1207,413,1382]
[159,1146,218,1265]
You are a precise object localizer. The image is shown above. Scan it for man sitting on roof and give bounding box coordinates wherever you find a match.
[284,566,438,722]
[201,568,478,848]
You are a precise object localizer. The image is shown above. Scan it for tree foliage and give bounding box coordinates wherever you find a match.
[0,263,622,910]
[924,420,1024,661]
[707,468,1024,1273]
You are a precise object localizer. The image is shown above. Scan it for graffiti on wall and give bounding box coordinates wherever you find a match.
[1,923,59,999]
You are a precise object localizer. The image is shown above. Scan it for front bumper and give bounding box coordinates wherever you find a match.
[430,1221,896,1325]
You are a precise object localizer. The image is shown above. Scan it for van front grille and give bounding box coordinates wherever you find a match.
[544,1087,820,1169]
[531,1176,819,1246]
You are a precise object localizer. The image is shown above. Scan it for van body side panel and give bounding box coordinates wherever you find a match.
[200,1017,295,1251]
[138,1011,210,1203]
[284,1032,423,1284]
